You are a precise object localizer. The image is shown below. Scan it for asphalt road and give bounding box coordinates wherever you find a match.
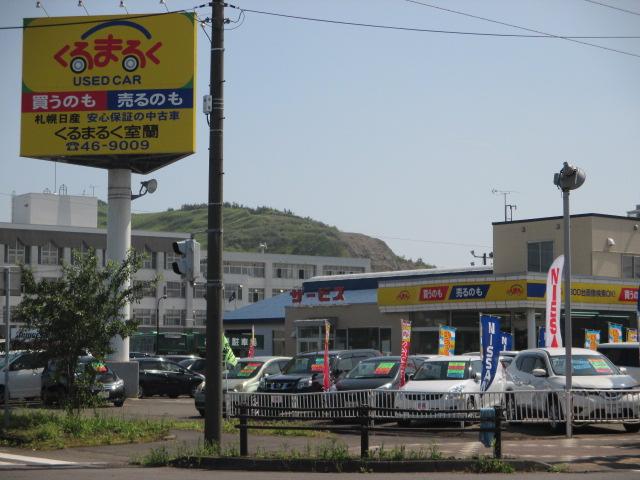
[2,397,640,474]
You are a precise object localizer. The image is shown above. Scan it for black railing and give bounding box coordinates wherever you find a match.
[235,403,503,459]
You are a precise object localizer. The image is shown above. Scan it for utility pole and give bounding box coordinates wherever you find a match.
[204,0,225,444]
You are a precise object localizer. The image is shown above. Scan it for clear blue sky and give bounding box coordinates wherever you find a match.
[1,0,639,268]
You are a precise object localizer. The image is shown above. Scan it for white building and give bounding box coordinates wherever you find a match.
[1,193,371,345]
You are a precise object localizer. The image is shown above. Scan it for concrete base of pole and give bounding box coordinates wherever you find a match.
[106,361,139,398]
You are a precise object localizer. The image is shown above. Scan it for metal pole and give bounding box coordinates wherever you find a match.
[563,191,573,438]
[4,267,11,428]
[204,0,224,444]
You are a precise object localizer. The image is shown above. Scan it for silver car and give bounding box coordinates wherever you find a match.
[506,347,640,432]
[194,356,290,416]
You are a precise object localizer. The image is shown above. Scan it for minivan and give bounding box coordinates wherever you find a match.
[597,342,640,382]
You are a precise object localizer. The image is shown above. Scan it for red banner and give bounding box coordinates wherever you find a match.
[247,325,256,358]
[323,321,331,392]
[399,319,411,387]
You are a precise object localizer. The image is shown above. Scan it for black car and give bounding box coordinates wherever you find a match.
[41,356,126,407]
[137,358,204,398]
[258,349,381,393]
[333,355,426,391]
[185,358,206,376]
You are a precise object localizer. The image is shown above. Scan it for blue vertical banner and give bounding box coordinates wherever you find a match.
[537,327,546,348]
[500,332,513,351]
[480,315,502,392]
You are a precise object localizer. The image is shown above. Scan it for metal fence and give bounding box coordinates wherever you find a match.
[227,389,640,425]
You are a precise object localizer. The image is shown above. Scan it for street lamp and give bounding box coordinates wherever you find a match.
[155,294,167,355]
[553,161,586,438]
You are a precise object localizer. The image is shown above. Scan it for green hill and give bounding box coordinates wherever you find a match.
[98,201,434,271]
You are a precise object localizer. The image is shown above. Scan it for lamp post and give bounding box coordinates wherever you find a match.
[155,294,167,355]
[553,161,586,438]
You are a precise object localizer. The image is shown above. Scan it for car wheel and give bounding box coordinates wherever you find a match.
[198,408,205,417]
[624,422,640,433]
[547,395,565,434]
[138,384,148,398]
[168,394,179,399]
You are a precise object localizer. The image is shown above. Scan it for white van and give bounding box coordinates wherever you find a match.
[597,342,640,382]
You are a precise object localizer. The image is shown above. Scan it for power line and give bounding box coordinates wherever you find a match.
[229,6,640,39]
[0,4,210,30]
[580,0,640,17]
[402,0,640,59]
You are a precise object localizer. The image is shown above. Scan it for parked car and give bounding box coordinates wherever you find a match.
[506,348,640,432]
[258,349,381,394]
[130,352,155,359]
[395,355,506,426]
[331,355,426,392]
[0,351,46,401]
[597,342,640,382]
[41,356,126,407]
[137,358,204,398]
[163,354,201,364]
[194,356,290,416]
[178,357,202,370]
[185,358,206,376]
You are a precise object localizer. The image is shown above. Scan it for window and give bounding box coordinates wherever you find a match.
[38,241,62,265]
[134,281,156,298]
[272,263,315,280]
[194,284,207,298]
[264,361,283,375]
[272,330,286,356]
[5,240,29,264]
[225,283,243,302]
[194,310,206,326]
[224,261,265,278]
[527,241,554,272]
[322,265,366,276]
[165,251,179,270]
[272,288,289,297]
[163,309,186,326]
[133,308,156,326]
[248,288,264,303]
[165,281,185,298]
[622,255,640,279]
[598,346,639,368]
[141,249,156,270]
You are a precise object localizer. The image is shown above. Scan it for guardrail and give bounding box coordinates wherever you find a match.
[227,389,640,426]
[233,402,504,459]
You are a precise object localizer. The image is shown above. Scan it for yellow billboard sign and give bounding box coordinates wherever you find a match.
[20,13,196,173]
[379,279,639,308]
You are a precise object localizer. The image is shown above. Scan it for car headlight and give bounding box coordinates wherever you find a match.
[296,378,313,389]
[113,379,124,388]
[259,378,266,389]
[196,381,206,393]
[328,384,337,392]
[233,382,246,392]
[377,382,393,390]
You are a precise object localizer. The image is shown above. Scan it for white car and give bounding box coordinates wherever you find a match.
[395,355,507,425]
[0,351,46,401]
[506,347,640,432]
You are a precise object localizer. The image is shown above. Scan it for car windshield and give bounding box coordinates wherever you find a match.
[0,352,21,370]
[346,360,399,379]
[549,355,621,376]
[413,361,470,381]
[284,356,335,374]
[225,361,264,379]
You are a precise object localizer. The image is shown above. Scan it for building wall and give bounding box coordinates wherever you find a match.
[495,214,640,279]
[12,193,98,229]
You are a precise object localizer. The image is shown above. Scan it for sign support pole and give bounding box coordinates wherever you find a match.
[106,168,132,362]
[204,0,225,444]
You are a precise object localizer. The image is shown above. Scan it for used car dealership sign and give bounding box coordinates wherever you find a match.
[20,13,196,173]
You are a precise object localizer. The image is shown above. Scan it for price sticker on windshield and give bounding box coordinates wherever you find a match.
[588,358,613,373]
[311,358,325,372]
[374,362,396,375]
[238,363,261,377]
[447,362,466,379]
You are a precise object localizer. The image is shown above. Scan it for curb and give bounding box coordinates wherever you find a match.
[171,456,551,473]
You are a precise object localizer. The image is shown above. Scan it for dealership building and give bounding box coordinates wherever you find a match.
[228,212,640,356]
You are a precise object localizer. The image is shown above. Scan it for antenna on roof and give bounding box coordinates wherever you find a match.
[259,242,267,254]
[491,188,517,222]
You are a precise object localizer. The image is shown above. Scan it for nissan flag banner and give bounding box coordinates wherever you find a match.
[480,315,502,392]
[500,332,513,351]
[323,321,331,392]
[399,319,412,387]
[545,255,565,348]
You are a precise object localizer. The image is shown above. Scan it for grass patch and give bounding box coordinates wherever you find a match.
[0,410,175,450]
[549,463,570,473]
[372,442,442,461]
[223,418,333,438]
[472,456,515,473]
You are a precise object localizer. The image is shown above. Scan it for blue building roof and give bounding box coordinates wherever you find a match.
[224,293,291,324]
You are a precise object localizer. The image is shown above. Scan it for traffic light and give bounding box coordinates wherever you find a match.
[172,239,201,284]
